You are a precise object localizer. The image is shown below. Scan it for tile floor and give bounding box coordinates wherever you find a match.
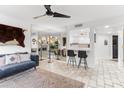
[39,59,124,88]
[39,50,66,61]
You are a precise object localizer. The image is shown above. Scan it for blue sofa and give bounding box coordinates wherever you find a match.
[0,55,39,79]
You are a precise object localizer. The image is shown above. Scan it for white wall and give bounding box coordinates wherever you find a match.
[0,13,31,54]
[95,34,112,61]
[86,28,95,67]
[118,28,124,67]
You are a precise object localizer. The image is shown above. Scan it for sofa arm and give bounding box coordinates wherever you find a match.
[0,70,4,79]
[30,55,39,66]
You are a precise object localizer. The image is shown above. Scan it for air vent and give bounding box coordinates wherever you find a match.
[74,24,83,28]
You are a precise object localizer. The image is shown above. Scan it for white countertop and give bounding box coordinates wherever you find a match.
[67,48,90,51]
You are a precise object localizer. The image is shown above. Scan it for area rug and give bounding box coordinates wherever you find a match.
[0,68,85,88]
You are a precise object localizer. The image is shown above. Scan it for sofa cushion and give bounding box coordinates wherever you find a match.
[0,69,4,78]
[0,61,35,71]
[0,61,36,78]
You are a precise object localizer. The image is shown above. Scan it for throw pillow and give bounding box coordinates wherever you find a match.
[5,54,18,65]
[19,54,30,62]
[0,56,5,67]
[16,54,21,63]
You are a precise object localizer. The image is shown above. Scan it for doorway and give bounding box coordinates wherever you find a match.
[38,33,66,62]
[39,35,59,60]
[112,35,118,59]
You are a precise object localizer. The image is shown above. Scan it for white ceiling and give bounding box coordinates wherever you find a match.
[95,25,122,35]
[0,5,124,32]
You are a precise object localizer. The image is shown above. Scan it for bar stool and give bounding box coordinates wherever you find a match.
[78,50,88,69]
[67,50,77,66]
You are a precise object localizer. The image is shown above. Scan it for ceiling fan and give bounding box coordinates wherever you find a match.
[33,5,71,19]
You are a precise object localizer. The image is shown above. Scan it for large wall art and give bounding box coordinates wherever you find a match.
[0,24,25,47]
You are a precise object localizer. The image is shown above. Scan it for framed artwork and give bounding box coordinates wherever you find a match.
[104,40,108,45]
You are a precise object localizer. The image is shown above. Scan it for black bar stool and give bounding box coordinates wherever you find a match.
[67,50,77,66]
[78,51,88,69]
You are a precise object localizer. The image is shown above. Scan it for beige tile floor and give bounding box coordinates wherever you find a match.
[40,51,66,61]
[38,59,124,88]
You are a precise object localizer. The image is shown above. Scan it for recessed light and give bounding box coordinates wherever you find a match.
[104,25,110,28]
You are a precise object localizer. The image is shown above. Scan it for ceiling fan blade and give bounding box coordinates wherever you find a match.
[53,12,71,18]
[44,5,51,11]
[33,14,46,19]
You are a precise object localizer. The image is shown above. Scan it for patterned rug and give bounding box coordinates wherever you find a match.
[0,68,85,88]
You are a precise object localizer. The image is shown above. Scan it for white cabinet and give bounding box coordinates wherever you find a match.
[69,28,90,49]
